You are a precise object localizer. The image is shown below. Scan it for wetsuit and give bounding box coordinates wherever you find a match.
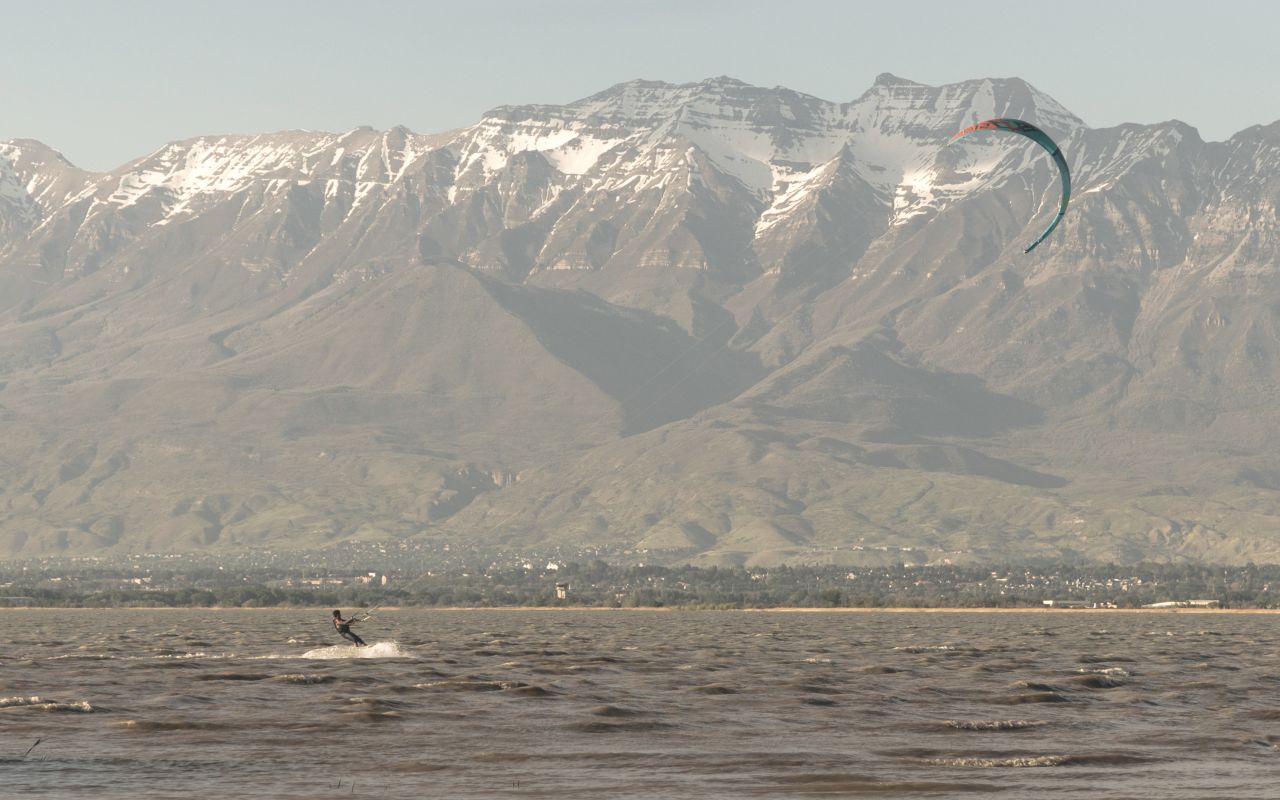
[333,615,366,646]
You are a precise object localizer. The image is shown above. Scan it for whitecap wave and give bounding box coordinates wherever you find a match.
[0,695,94,712]
[942,719,1047,731]
[300,641,409,660]
[0,695,46,708]
[1076,666,1130,677]
[926,754,1071,767]
[274,673,335,684]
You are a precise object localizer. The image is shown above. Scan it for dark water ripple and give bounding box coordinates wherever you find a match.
[6,609,1280,798]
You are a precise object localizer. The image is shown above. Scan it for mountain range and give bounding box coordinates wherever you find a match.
[2,73,1279,565]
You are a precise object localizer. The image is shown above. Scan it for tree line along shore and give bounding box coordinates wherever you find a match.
[4,560,1279,609]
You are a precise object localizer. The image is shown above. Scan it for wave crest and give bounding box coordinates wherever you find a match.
[0,695,94,713]
[300,641,409,660]
[942,719,1047,731]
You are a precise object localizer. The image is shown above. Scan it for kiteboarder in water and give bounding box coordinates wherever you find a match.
[332,609,366,647]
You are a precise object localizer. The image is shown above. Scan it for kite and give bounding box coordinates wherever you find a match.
[948,118,1070,254]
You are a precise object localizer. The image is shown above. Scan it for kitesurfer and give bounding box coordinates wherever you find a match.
[332,609,366,647]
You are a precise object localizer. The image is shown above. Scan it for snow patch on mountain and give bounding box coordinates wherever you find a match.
[0,140,91,221]
[893,168,941,225]
[96,129,440,225]
[756,158,838,236]
[0,152,26,207]
[107,136,309,209]
[544,134,623,175]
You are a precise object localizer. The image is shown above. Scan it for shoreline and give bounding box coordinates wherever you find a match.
[7,605,1278,614]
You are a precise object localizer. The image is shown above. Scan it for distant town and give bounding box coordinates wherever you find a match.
[1,540,1277,608]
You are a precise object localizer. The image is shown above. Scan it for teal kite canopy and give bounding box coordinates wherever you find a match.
[949,118,1071,254]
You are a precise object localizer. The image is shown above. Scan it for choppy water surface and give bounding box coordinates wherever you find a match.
[5,609,1280,798]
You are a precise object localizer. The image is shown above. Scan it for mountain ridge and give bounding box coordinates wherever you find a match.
[2,74,1279,564]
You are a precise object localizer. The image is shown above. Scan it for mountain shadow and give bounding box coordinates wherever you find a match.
[481,275,763,434]
[743,341,1044,439]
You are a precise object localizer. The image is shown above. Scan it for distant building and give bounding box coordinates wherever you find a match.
[1143,600,1220,609]
[555,582,570,600]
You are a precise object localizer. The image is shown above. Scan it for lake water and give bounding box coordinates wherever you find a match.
[5,609,1280,798]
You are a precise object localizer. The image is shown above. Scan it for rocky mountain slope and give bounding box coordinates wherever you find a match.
[2,75,1278,564]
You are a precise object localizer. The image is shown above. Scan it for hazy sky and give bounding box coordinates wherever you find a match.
[3,0,1277,170]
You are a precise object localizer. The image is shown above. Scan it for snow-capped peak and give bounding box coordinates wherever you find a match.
[95,128,442,222]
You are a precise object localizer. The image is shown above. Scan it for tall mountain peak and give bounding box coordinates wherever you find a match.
[872,72,922,87]
[854,75,1084,136]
